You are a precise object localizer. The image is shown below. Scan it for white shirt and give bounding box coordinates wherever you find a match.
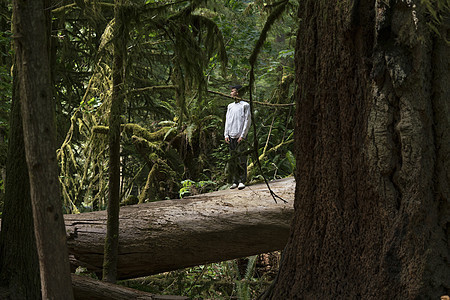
[224,100,251,139]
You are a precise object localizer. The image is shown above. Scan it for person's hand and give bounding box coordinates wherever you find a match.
[238,137,243,143]
[225,137,230,143]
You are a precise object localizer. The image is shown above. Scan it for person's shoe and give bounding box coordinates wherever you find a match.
[230,183,238,189]
[238,182,245,190]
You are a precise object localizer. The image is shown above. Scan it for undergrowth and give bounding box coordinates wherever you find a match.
[119,252,280,299]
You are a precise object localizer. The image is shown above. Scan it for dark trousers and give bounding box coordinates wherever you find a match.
[228,138,247,184]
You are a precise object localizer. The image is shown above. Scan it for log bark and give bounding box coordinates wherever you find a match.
[66,177,294,279]
[71,274,188,300]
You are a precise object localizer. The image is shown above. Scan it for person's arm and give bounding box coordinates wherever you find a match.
[239,103,251,142]
[224,105,231,143]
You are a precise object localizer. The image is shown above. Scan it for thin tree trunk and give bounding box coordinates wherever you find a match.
[267,1,449,298]
[103,0,126,283]
[12,0,74,298]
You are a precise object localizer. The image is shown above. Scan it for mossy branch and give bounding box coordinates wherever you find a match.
[131,136,163,155]
[52,2,115,14]
[92,124,176,142]
[130,85,178,93]
[92,126,109,135]
[123,124,174,142]
[138,163,159,204]
[137,156,176,203]
[247,139,294,173]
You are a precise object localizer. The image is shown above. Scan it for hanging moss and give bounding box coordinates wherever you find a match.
[131,135,163,155]
[138,163,158,204]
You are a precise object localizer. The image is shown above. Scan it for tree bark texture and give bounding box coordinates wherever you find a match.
[0,70,40,299]
[66,177,294,279]
[13,0,74,298]
[103,0,126,283]
[71,274,188,300]
[268,1,449,299]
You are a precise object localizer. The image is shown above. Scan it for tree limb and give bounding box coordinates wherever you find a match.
[207,90,294,107]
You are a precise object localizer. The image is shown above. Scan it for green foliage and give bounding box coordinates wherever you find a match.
[0,30,12,136]
[75,266,99,280]
[421,0,450,42]
[179,179,217,198]
[211,142,230,174]
[80,97,101,110]
[54,0,232,211]
[119,254,278,299]
[235,256,258,300]
[179,179,195,198]
[46,0,296,213]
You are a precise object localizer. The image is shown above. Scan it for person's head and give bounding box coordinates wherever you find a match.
[230,85,242,99]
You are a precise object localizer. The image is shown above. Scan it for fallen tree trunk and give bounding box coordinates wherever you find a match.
[72,274,188,300]
[65,177,294,279]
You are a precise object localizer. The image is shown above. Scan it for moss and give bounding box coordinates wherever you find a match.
[138,163,158,203]
[125,124,174,141]
[92,125,109,134]
[93,124,177,143]
[131,136,163,155]
[121,195,138,206]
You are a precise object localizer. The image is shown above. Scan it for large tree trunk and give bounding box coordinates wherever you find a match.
[13,0,74,298]
[66,177,294,279]
[0,69,40,299]
[267,1,449,299]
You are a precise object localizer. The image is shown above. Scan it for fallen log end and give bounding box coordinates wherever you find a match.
[72,274,189,300]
